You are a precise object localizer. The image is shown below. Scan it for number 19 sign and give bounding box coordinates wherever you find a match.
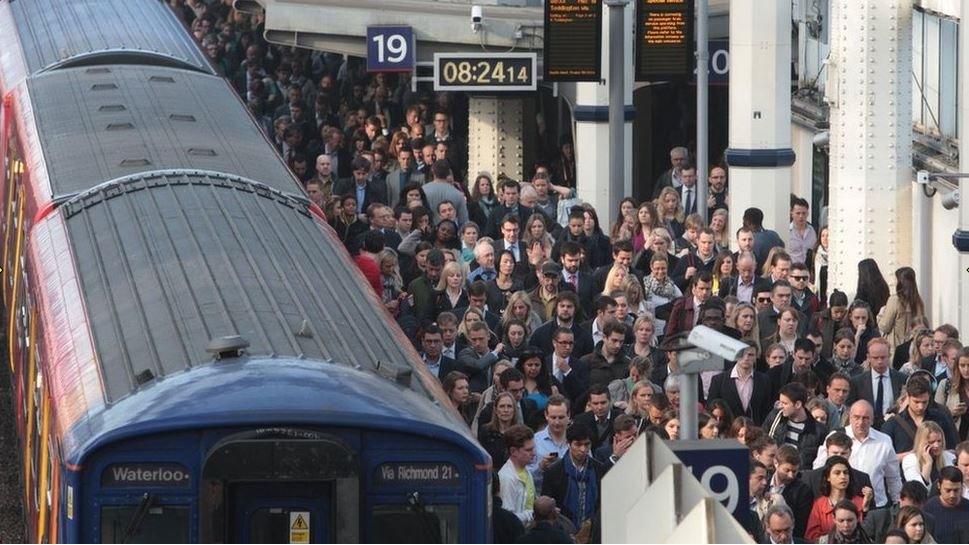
[367,26,414,73]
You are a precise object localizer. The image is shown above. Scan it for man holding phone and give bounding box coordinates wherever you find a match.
[529,395,571,490]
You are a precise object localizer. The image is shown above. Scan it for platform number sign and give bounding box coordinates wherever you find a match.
[367,26,414,73]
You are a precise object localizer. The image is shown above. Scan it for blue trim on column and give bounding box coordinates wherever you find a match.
[953,229,969,252]
[573,105,636,122]
[724,148,797,167]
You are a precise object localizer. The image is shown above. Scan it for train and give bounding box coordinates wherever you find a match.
[0,0,490,542]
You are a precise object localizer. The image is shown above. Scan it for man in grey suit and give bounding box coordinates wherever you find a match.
[422,160,468,225]
[385,147,415,209]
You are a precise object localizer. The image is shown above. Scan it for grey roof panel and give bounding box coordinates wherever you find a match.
[27,66,300,198]
[64,172,427,403]
[10,0,213,75]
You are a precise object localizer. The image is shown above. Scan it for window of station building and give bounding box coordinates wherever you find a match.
[371,503,459,544]
[912,7,958,140]
[100,505,190,544]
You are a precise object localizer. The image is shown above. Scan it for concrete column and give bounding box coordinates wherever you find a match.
[573,1,634,229]
[468,96,526,183]
[826,0,912,297]
[954,0,969,331]
[725,0,794,249]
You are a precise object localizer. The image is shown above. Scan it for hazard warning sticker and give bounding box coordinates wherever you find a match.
[289,511,310,544]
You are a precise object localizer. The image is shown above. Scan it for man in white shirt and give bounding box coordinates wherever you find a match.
[787,197,817,265]
[813,400,901,509]
[498,425,537,524]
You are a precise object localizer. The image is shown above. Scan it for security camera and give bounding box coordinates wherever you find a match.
[471,5,482,32]
[687,325,750,362]
[916,170,930,185]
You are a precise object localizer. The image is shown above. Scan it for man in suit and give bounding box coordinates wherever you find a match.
[529,291,595,360]
[718,252,767,305]
[708,341,773,424]
[756,280,808,346]
[419,325,458,381]
[333,156,386,215]
[457,321,503,393]
[355,204,402,252]
[767,444,814,539]
[579,295,618,348]
[769,339,834,400]
[671,228,717,292]
[571,384,623,450]
[497,214,528,264]
[384,147,414,209]
[847,338,906,429]
[651,146,688,199]
[321,125,352,179]
[557,241,596,317]
[486,180,536,238]
[675,164,700,217]
[919,324,960,380]
[664,271,714,337]
[800,432,873,497]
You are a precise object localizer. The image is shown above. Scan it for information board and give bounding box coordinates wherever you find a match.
[635,0,694,81]
[433,53,537,92]
[544,0,602,81]
[366,26,415,73]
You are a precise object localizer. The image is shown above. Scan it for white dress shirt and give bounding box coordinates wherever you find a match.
[591,318,604,347]
[812,427,901,507]
[870,370,894,416]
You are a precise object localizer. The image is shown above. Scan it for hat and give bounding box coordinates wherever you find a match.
[541,261,562,276]
[659,331,696,352]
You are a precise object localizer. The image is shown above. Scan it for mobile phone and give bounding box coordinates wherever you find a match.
[548,452,559,459]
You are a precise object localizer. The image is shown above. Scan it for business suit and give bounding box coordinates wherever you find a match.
[573,408,624,450]
[456,346,500,393]
[718,276,772,305]
[676,184,699,216]
[421,354,459,381]
[529,320,595,361]
[847,368,906,429]
[767,360,834,401]
[557,271,596,318]
[498,239,529,264]
[487,204,537,238]
[332,177,386,211]
[707,367,773,424]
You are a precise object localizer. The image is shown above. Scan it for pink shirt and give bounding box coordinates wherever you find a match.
[731,365,754,412]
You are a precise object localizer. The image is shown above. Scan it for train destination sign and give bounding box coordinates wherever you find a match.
[543,0,602,81]
[101,463,192,488]
[635,0,694,81]
[374,462,462,487]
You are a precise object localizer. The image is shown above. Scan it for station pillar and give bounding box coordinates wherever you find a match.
[468,96,529,184]
[955,0,969,331]
[826,0,912,296]
[725,0,794,250]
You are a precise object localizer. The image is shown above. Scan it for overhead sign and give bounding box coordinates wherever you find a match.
[374,462,462,487]
[691,40,729,85]
[670,440,749,522]
[366,26,415,73]
[289,511,310,544]
[635,0,695,81]
[544,0,603,81]
[101,463,191,488]
[433,53,537,92]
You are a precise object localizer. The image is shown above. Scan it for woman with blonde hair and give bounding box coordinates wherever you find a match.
[602,263,630,296]
[632,201,658,253]
[433,260,469,316]
[765,306,800,355]
[656,186,685,239]
[729,302,760,347]
[901,329,935,376]
[624,276,649,318]
[522,212,555,249]
[500,291,544,338]
[901,421,955,488]
[626,380,655,427]
[710,208,730,251]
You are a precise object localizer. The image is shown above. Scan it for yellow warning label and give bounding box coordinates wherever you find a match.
[289,511,310,544]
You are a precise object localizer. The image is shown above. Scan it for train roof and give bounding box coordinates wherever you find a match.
[26,65,300,199]
[52,171,426,407]
[5,0,213,76]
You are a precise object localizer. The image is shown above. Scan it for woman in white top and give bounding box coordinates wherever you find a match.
[901,421,956,488]
[642,253,682,334]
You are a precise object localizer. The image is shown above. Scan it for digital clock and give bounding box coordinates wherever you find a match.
[433,52,537,92]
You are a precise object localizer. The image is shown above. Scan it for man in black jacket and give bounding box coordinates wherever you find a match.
[767,444,814,540]
[763,382,824,468]
[768,338,834,400]
[847,338,907,429]
[708,341,773,424]
[571,385,623,449]
[541,423,607,530]
[514,496,572,544]
[530,291,595,360]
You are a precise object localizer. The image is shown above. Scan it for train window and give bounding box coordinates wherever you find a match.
[371,504,459,544]
[100,505,189,544]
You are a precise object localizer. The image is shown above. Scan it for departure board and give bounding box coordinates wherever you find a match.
[635,0,694,81]
[544,0,602,81]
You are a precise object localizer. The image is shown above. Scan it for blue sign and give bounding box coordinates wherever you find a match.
[670,440,749,521]
[366,26,415,73]
[692,40,730,85]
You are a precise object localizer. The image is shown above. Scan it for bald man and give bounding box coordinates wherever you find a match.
[515,496,572,543]
[812,400,902,510]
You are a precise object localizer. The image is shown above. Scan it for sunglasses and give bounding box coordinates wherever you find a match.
[757,297,771,303]
[791,275,809,281]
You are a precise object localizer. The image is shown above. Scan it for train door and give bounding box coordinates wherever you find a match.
[230,482,330,543]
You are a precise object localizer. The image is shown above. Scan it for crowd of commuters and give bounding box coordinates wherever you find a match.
[173,1,969,543]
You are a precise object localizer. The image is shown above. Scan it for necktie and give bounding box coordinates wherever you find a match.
[874,373,885,421]
[685,189,693,213]
[569,274,578,290]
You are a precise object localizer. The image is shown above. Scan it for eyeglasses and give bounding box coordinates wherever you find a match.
[791,275,809,281]
[757,297,771,303]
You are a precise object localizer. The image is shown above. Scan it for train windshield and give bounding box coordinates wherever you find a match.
[100,505,190,543]
[371,504,459,543]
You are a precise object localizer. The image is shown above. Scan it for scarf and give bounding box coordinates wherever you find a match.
[562,454,598,527]
[825,524,870,544]
[643,274,678,300]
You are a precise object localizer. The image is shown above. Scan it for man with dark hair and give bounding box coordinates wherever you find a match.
[498,425,537,524]
[756,280,809,346]
[769,338,833,400]
[788,197,817,266]
[551,208,594,267]
[457,320,504,392]
[847,337,907,429]
[581,295,619,347]
[531,261,562,322]
[422,160,468,224]
[764,382,824,467]
[822,371,853,432]
[742,206,784,267]
[592,240,636,293]
[333,156,386,213]
[530,291,595,360]
[920,324,961,379]
[529,395,571,490]
[881,375,959,454]
[788,262,820,316]
[923,466,969,543]
[419,324,458,380]
[498,214,527,263]
[572,385,622,449]
[671,227,718,291]
[768,444,813,539]
[486,179,536,238]
[573,319,630,400]
[477,368,527,427]
[595,414,638,471]
[557,240,595,313]
[664,271,713,337]
[541,423,607,529]
[408,249,445,326]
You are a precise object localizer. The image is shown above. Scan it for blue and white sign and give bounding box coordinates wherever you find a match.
[692,40,730,85]
[367,26,415,73]
[670,440,749,521]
